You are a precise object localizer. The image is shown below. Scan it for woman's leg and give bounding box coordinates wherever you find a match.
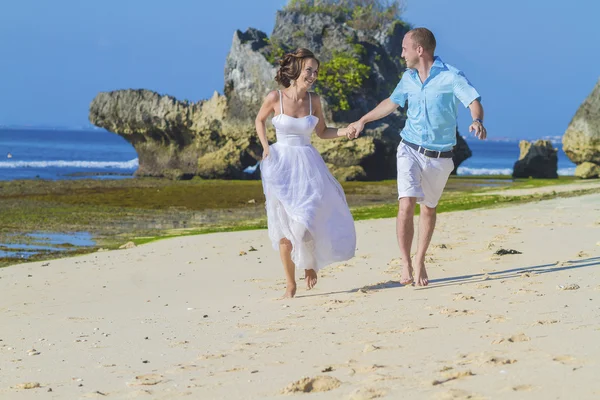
[279,238,296,298]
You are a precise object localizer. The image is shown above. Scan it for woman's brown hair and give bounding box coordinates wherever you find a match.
[275,48,320,88]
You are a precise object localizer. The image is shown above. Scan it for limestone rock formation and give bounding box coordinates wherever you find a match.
[224,29,278,123]
[562,78,600,178]
[512,140,558,179]
[89,90,261,179]
[575,161,600,179]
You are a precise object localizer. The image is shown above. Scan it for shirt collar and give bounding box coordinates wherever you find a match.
[431,56,446,70]
[407,56,446,76]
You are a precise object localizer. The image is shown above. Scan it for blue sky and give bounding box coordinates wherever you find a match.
[0,0,598,139]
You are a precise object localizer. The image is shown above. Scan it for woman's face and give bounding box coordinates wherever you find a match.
[296,58,319,89]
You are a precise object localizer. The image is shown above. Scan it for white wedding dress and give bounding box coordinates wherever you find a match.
[261,91,356,271]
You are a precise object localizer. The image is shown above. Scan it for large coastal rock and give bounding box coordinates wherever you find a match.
[512,140,558,179]
[224,29,278,123]
[451,130,472,175]
[89,90,261,179]
[89,9,471,180]
[575,162,600,179]
[562,78,600,178]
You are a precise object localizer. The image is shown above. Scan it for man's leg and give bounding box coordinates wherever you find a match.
[416,155,454,286]
[414,205,436,286]
[397,197,417,284]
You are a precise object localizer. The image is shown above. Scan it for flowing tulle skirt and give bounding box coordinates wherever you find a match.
[261,142,356,271]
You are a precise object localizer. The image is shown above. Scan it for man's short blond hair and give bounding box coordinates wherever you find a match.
[408,28,436,53]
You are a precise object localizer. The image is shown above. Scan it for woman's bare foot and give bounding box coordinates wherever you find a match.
[305,269,317,290]
[282,282,297,298]
[400,264,414,285]
[414,264,429,286]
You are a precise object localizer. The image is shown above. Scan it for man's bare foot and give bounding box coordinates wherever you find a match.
[400,264,414,285]
[414,264,429,286]
[305,269,317,290]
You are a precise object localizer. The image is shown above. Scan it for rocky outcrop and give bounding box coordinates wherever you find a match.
[224,29,278,122]
[512,140,558,179]
[575,162,600,179]
[89,90,261,179]
[562,78,600,178]
[451,130,472,175]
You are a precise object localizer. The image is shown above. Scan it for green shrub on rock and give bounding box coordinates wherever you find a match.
[315,52,370,111]
[285,0,403,29]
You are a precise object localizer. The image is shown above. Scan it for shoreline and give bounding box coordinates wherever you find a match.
[1,177,598,268]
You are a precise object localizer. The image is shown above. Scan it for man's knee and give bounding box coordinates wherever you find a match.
[398,197,417,215]
[420,204,437,216]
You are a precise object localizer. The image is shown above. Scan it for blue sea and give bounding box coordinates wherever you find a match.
[0,128,576,181]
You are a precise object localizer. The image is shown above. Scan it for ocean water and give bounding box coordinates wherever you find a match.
[457,138,576,176]
[0,128,576,181]
[0,128,138,180]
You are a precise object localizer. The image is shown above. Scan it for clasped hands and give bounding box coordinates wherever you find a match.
[343,120,365,140]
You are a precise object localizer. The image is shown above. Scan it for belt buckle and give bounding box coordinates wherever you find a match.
[436,151,441,159]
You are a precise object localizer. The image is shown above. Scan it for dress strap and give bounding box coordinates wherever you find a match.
[308,92,312,115]
[278,90,283,115]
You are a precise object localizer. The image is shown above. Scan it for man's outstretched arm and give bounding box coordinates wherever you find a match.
[468,100,486,140]
[350,98,400,138]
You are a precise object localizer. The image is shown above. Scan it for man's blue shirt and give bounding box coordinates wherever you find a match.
[390,56,480,152]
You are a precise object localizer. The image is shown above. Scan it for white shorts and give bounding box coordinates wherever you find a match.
[396,142,454,208]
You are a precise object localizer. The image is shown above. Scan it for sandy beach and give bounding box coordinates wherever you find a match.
[1,191,599,399]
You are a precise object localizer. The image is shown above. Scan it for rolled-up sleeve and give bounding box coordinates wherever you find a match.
[390,73,408,107]
[453,71,480,107]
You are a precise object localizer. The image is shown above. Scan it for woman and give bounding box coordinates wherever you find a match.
[255,48,357,298]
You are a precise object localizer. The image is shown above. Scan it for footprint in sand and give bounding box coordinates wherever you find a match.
[353,364,385,374]
[453,294,475,301]
[436,389,484,400]
[486,356,517,365]
[363,344,381,353]
[507,333,530,342]
[553,355,578,365]
[492,333,530,344]
[12,382,41,390]
[512,384,534,391]
[439,308,474,317]
[534,319,559,326]
[281,376,341,394]
[432,370,474,386]
[557,284,580,290]
[126,374,163,386]
[199,353,227,360]
[323,299,354,309]
[349,387,388,399]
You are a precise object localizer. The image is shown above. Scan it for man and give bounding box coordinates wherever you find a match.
[349,27,486,286]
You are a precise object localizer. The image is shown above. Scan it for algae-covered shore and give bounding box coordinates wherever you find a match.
[1,176,598,267]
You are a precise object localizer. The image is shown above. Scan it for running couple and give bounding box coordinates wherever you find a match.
[255,27,487,297]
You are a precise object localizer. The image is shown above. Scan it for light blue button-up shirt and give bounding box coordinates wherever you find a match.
[390,56,480,152]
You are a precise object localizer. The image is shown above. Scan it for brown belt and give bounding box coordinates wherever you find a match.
[400,138,453,158]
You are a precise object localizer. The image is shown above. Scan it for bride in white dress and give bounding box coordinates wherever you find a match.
[255,48,357,298]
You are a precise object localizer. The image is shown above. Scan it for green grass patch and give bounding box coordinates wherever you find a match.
[0,175,595,268]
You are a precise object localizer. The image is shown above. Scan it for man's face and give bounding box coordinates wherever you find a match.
[401,34,419,69]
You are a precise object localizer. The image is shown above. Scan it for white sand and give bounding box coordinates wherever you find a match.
[1,193,599,399]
